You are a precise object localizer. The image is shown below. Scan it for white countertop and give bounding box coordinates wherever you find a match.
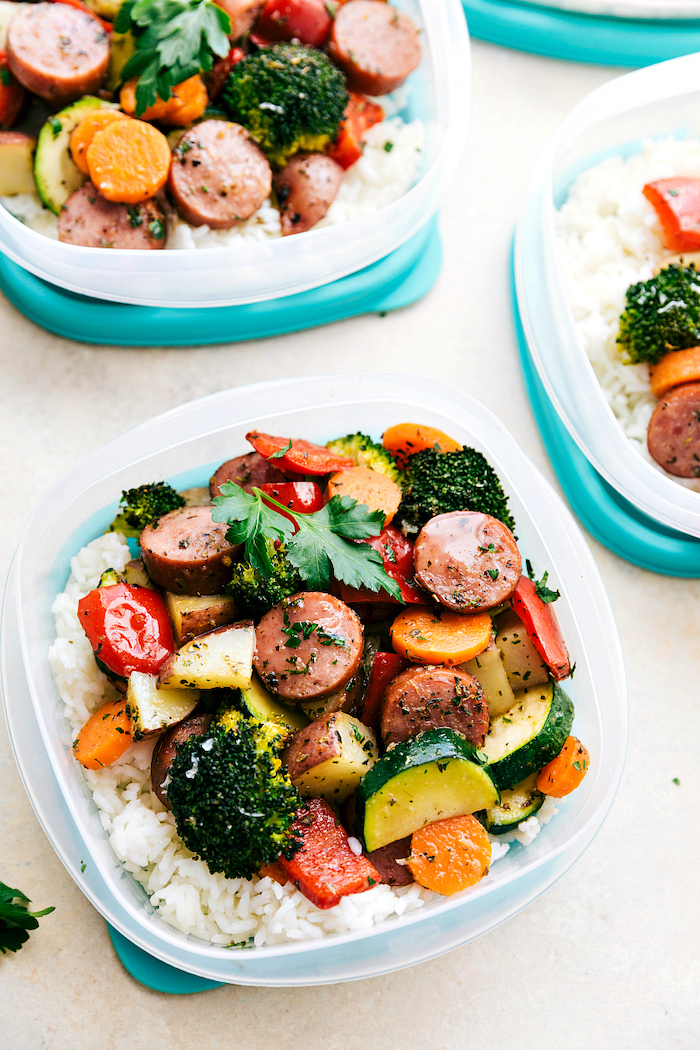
[1,39,698,1050]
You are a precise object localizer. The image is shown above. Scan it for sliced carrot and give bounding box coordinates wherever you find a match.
[649,346,700,398]
[120,75,207,126]
[407,815,491,895]
[86,119,171,204]
[258,859,288,885]
[536,736,590,798]
[70,109,130,174]
[390,605,492,665]
[382,423,462,469]
[72,698,133,770]
[327,466,403,525]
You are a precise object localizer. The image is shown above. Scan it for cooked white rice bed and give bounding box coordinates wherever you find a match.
[48,533,560,947]
[556,136,700,493]
[1,117,423,250]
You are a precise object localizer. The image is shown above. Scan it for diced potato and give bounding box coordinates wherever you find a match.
[178,487,212,507]
[157,620,254,690]
[0,2,28,50]
[299,676,360,721]
[495,610,549,690]
[0,132,37,196]
[123,558,155,590]
[126,672,199,740]
[239,675,308,735]
[284,713,378,803]
[83,0,122,18]
[165,591,238,646]
[462,637,515,718]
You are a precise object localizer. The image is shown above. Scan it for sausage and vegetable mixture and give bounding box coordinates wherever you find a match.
[0,0,422,247]
[55,423,590,937]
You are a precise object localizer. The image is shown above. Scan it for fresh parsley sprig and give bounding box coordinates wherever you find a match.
[526,559,560,604]
[212,485,403,598]
[0,881,54,954]
[115,0,231,116]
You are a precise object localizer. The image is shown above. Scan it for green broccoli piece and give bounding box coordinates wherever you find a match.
[221,43,348,167]
[226,541,303,619]
[617,263,700,365]
[325,432,405,485]
[107,482,185,538]
[396,447,515,534]
[167,709,301,880]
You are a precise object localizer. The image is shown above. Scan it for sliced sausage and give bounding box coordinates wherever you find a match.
[57,184,167,249]
[273,152,344,235]
[209,451,288,499]
[168,120,272,229]
[413,511,522,613]
[254,592,364,702]
[647,382,700,478]
[366,836,414,887]
[328,0,420,96]
[215,0,264,40]
[140,506,238,596]
[380,664,489,748]
[150,712,214,808]
[7,4,110,107]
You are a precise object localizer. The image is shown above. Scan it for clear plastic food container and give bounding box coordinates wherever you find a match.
[511,0,700,18]
[1,372,626,985]
[0,0,469,309]
[515,51,700,540]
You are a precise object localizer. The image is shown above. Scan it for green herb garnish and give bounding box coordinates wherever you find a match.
[0,881,54,954]
[526,559,560,604]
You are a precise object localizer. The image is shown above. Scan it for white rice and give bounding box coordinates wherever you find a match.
[555,135,700,492]
[48,533,554,947]
[0,116,423,251]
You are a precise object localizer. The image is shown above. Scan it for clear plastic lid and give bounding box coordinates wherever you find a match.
[510,0,700,18]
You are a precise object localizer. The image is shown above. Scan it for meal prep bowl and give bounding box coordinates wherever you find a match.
[0,0,469,309]
[512,0,700,17]
[1,372,626,985]
[515,51,700,541]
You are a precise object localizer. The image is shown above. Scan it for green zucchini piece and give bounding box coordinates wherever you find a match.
[34,96,119,215]
[481,681,574,791]
[238,675,309,734]
[483,773,544,834]
[355,727,500,852]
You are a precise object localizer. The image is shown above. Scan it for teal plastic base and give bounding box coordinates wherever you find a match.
[108,927,223,993]
[463,0,700,67]
[510,262,700,577]
[0,216,440,347]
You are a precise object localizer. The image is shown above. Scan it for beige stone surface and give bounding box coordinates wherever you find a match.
[1,39,699,1050]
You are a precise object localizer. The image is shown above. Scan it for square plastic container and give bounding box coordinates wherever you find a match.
[0,0,469,309]
[515,51,700,540]
[1,372,626,986]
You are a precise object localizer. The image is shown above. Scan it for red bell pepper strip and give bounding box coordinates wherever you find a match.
[360,651,409,734]
[338,526,426,604]
[246,431,354,476]
[259,480,325,532]
[205,45,245,102]
[53,0,113,33]
[510,576,571,681]
[251,0,332,48]
[643,179,700,253]
[0,51,25,129]
[277,797,380,909]
[78,582,175,679]
[328,93,385,170]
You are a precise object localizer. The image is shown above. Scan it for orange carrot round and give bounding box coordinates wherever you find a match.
[72,698,133,770]
[86,119,171,204]
[120,75,207,126]
[327,466,403,525]
[536,736,590,797]
[407,815,491,895]
[382,423,462,469]
[70,109,130,174]
[390,606,492,665]
[649,346,700,399]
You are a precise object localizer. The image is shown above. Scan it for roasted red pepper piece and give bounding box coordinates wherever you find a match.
[277,797,380,909]
[246,431,354,476]
[643,178,700,252]
[328,92,385,170]
[78,582,175,678]
[259,480,325,532]
[360,651,409,734]
[205,45,245,102]
[510,576,571,680]
[338,526,426,604]
[0,51,25,129]
[251,0,332,48]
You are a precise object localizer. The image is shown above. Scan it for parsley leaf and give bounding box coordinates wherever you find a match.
[0,881,54,954]
[525,559,560,604]
[267,439,292,460]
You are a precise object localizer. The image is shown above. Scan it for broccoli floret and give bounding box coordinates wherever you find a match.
[397,447,515,534]
[226,541,303,619]
[107,482,185,538]
[326,432,405,485]
[617,264,700,365]
[221,43,348,167]
[167,709,301,880]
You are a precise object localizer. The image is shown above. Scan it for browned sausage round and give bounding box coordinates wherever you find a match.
[7,4,110,107]
[140,506,238,596]
[380,665,488,748]
[57,184,167,249]
[413,511,521,613]
[328,0,420,96]
[215,0,264,40]
[151,712,214,808]
[254,592,364,702]
[209,451,288,499]
[168,120,271,229]
[365,837,414,887]
[647,382,700,478]
[273,153,344,236]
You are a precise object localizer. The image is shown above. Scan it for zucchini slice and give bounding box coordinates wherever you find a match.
[239,675,308,734]
[481,681,574,791]
[482,773,544,834]
[354,727,499,852]
[34,96,119,215]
